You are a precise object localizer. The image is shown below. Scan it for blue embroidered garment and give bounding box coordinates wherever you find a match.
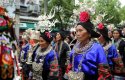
[32,46,59,80]
[106,44,119,67]
[20,43,31,60]
[33,48,55,70]
[69,42,108,76]
[105,44,125,74]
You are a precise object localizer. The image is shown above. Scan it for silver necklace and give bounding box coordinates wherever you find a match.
[32,45,52,71]
[72,39,94,71]
[103,42,112,56]
[34,45,52,62]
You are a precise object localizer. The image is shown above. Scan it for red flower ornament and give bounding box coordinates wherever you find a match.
[98,23,104,29]
[45,32,51,38]
[79,11,90,22]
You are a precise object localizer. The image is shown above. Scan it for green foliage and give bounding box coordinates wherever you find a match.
[48,0,76,29]
[41,0,125,29]
[119,6,125,21]
[95,0,121,24]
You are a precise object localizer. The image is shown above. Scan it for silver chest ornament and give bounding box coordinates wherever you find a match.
[68,71,84,80]
[20,51,25,62]
[32,59,44,72]
[32,45,52,80]
[32,59,44,80]
[67,40,94,80]
[26,49,33,64]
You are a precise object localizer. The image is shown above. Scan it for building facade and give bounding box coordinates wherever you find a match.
[0,0,42,38]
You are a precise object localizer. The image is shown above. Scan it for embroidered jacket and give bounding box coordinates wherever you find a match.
[55,41,71,69]
[68,41,111,80]
[55,41,71,79]
[20,43,31,62]
[32,46,58,80]
[112,38,125,67]
[0,45,14,79]
[105,43,125,75]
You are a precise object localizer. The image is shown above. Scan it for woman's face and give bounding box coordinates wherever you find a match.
[98,34,105,44]
[22,38,25,43]
[65,37,70,43]
[123,28,125,35]
[56,33,62,41]
[113,30,120,39]
[108,31,112,38]
[22,38,26,44]
[39,37,49,49]
[76,25,90,42]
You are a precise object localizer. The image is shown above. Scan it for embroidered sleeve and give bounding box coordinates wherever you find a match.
[66,64,72,73]
[98,64,112,80]
[112,57,125,73]
[64,57,72,79]
[65,51,73,75]
[49,52,59,77]
[49,58,59,76]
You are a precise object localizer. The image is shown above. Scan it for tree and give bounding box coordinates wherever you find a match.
[119,6,125,21]
[95,0,121,24]
[48,0,76,29]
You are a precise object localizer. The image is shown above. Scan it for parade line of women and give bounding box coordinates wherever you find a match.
[0,5,125,80]
[18,11,125,80]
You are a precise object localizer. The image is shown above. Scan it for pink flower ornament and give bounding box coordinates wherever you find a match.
[98,23,104,29]
[79,11,90,22]
[45,32,51,38]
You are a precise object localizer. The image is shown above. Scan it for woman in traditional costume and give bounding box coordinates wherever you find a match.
[29,30,40,49]
[25,30,40,64]
[0,6,19,80]
[108,30,113,39]
[97,23,125,80]
[112,29,125,79]
[24,30,41,80]
[55,30,71,80]
[20,32,31,63]
[65,11,111,80]
[20,32,31,80]
[32,30,59,80]
[112,29,125,66]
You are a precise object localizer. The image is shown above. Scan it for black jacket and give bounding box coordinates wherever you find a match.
[55,41,70,76]
[118,39,125,66]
